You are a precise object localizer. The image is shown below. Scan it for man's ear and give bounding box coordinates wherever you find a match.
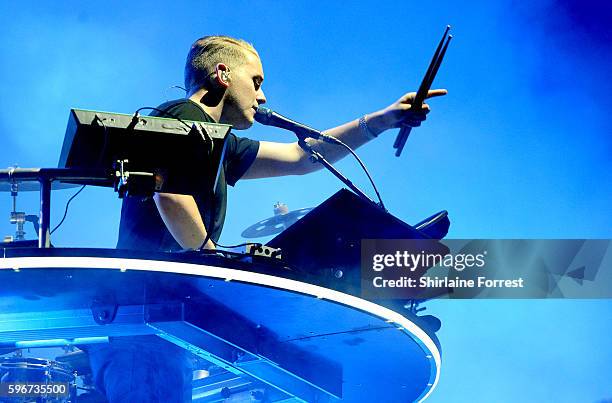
[215,63,231,88]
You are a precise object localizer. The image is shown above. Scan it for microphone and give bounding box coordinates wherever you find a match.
[254,106,337,143]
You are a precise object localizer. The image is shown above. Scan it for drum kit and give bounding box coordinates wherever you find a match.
[1,165,312,244]
[0,155,448,403]
[241,203,313,239]
[0,355,78,403]
[0,165,316,402]
[0,29,454,395]
[0,176,448,403]
[1,170,78,245]
[0,349,115,402]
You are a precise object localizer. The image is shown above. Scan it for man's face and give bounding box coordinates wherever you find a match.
[220,51,266,129]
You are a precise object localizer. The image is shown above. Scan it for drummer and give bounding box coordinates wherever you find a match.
[116,35,446,253]
[92,35,446,402]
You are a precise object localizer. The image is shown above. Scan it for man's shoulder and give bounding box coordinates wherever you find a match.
[152,99,214,122]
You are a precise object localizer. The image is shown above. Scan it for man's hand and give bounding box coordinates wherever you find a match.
[367,89,448,134]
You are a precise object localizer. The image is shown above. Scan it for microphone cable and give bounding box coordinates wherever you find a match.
[132,106,194,131]
[255,107,386,210]
[319,136,386,210]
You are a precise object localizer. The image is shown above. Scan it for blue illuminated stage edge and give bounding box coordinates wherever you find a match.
[0,248,440,402]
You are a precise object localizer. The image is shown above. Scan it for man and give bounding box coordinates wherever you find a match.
[93,35,446,402]
[117,35,446,253]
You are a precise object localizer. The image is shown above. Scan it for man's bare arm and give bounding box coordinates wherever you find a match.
[242,89,447,179]
[155,89,446,247]
[153,193,215,250]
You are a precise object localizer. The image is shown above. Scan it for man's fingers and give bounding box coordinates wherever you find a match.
[424,89,448,99]
[399,89,446,104]
[419,103,430,113]
[400,92,417,103]
[399,103,429,113]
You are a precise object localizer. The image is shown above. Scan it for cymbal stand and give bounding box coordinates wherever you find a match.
[296,138,380,209]
[1,167,112,248]
[6,182,26,242]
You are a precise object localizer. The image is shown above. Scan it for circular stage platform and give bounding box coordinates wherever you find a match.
[0,248,440,402]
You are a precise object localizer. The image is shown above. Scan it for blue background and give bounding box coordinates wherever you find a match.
[0,1,610,401]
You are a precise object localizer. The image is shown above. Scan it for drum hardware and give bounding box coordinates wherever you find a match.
[231,244,282,260]
[55,350,108,402]
[112,159,161,198]
[250,244,282,259]
[0,164,159,247]
[7,212,40,243]
[0,168,113,248]
[272,201,289,215]
[404,299,427,314]
[2,168,51,243]
[241,204,314,239]
[0,172,80,193]
[401,300,442,333]
[9,182,26,242]
[0,356,77,402]
[54,350,91,377]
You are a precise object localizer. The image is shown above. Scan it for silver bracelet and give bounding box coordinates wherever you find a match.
[359,115,378,140]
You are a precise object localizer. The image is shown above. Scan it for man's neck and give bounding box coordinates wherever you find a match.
[188,89,223,122]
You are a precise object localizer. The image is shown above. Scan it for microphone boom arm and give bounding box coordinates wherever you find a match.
[295,137,380,208]
[255,106,382,209]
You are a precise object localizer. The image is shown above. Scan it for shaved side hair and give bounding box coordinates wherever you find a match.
[184,35,258,94]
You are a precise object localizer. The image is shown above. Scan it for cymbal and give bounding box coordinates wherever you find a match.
[241,207,314,238]
[0,181,80,192]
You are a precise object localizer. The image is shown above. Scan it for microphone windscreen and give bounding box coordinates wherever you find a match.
[254,106,273,125]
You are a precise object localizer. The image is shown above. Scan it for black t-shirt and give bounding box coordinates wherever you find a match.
[117,99,259,251]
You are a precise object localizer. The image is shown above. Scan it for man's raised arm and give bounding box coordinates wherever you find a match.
[242,89,447,179]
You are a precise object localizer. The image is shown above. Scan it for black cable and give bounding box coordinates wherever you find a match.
[95,115,109,167]
[198,134,228,251]
[213,240,263,249]
[165,85,188,102]
[138,104,289,251]
[324,136,386,210]
[50,185,87,235]
[198,134,230,251]
[132,104,218,251]
[198,186,216,251]
[49,116,104,237]
[196,135,263,251]
[133,107,194,131]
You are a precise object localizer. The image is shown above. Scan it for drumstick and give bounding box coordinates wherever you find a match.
[394,26,450,152]
[393,26,450,151]
[394,26,452,157]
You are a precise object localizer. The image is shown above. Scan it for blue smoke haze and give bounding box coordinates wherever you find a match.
[0,1,610,402]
